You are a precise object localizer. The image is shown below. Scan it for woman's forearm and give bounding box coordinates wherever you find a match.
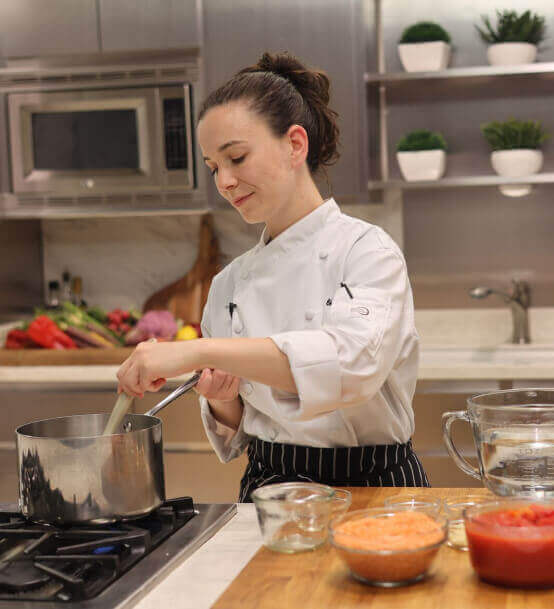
[196,337,298,394]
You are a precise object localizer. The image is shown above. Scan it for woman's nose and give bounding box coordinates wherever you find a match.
[216,167,238,192]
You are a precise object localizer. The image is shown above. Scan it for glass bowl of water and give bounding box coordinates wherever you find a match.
[252,482,335,553]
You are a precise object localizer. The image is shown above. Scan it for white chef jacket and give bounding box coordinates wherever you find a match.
[199,198,419,463]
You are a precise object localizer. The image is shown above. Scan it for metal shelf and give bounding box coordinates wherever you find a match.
[365,61,554,85]
[0,192,211,219]
[368,173,554,191]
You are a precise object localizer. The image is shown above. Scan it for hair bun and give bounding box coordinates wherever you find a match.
[254,52,329,103]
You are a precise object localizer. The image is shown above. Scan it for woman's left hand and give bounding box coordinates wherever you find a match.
[116,339,202,397]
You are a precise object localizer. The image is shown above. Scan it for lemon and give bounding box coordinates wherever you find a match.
[176,325,198,341]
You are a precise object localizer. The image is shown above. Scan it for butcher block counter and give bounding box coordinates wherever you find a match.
[211,487,554,609]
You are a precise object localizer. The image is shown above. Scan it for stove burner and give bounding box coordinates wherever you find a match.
[0,497,195,602]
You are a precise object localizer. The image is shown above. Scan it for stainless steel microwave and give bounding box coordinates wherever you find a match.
[8,84,194,196]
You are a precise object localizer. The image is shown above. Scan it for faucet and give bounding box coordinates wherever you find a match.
[469,279,531,344]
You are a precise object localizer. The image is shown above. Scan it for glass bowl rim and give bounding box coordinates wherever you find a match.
[383,495,442,507]
[467,388,554,410]
[328,506,447,556]
[251,481,335,504]
[463,498,554,524]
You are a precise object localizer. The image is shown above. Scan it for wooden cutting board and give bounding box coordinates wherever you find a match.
[143,213,221,323]
[214,487,554,609]
[0,347,134,366]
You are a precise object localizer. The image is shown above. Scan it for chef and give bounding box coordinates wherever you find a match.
[117,51,429,501]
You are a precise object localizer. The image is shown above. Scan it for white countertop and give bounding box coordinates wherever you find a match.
[134,504,261,609]
[1,308,553,387]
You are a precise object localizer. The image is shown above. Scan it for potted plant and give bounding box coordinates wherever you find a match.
[476,10,546,66]
[398,22,451,72]
[396,129,447,181]
[481,118,548,176]
[481,118,549,196]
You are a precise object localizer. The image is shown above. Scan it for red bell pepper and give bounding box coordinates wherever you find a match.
[5,328,38,349]
[27,316,77,350]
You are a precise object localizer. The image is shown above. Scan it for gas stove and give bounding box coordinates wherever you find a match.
[0,498,236,608]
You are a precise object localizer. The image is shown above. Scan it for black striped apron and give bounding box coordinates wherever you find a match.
[239,438,430,502]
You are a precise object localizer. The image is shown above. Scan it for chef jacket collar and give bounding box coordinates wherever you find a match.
[257,197,339,254]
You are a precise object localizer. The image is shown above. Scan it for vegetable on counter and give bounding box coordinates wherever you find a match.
[5,328,40,350]
[176,324,201,341]
[26,316,77,350]
[124,310,178,345]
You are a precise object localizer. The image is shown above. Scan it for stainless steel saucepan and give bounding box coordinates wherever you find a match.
[15,373,200,525]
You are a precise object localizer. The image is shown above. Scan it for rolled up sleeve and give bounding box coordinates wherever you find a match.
[269,235,414,421]
[198,283,249,462]
[199,395,249,462]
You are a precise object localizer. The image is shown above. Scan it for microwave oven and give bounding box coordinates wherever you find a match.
[8,83,194,196]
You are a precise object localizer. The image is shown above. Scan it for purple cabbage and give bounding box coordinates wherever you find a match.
[124,310,178,345]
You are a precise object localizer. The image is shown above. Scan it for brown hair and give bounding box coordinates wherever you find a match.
[198,51,340,174]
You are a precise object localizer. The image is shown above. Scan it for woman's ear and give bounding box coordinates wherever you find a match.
[286,124,309,169]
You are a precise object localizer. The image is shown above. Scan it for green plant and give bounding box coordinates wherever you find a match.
[481,118,549,150]
[476,10,546,45]
[397,129,447,152]
[399,22,451,44]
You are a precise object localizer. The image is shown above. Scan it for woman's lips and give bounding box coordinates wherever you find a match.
[233,193,253,207]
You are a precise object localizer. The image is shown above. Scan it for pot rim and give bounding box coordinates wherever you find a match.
[15,412,161,440]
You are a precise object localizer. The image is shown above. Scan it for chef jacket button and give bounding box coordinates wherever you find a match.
[233,321,243,334]
[242,382,253,396]
[269,429,278,441]
[319,251,328,260]
[241,270,250,280]
[305,310,315,321]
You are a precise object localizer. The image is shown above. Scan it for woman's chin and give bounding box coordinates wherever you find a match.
[237,208,265,224]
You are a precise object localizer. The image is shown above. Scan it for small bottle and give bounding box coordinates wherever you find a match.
[71,276,83,307]
[61,270,72,303]
[47,280,60,308]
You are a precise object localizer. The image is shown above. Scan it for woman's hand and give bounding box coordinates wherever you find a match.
[117,339,202,397]
[194,368,240,403]
[195,368,243,430]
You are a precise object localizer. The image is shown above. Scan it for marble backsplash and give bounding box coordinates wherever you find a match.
[42,203,380,313]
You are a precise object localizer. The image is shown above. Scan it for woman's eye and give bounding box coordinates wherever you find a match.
[231,155,246,165]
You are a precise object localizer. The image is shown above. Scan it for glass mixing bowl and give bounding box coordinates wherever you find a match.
[252,482,335,553]
[329,505,447,587]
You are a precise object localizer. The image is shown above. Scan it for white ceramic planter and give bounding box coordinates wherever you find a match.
[491,148,543,198]
[490,149,543,177]
[487,42,537,66]
[397,149,446,181]
[397,41,451,72]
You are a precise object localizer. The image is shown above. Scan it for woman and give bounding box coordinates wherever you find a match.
[117,51,429,501]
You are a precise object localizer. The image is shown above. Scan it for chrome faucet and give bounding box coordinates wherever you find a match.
[469,279,531,344]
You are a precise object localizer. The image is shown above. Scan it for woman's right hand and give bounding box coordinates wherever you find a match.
[194,368,244,430]
[194,368,240,403]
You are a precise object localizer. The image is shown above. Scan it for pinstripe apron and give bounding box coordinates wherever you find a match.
[239,438,429,502]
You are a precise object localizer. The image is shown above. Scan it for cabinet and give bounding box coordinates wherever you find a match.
[0,0,200,59]
[0,0,99,57]
[99,0,200,52]
[202,0,369,206]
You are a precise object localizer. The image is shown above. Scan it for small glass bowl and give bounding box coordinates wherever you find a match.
[383,493,442,516]
[464,499,554,588]
[443,495,491,551]
[329,505,447,587]
[330,489,352,519]
[251,482,335,553]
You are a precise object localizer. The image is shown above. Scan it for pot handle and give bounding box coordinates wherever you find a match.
[145,373,201,418]
[441,410,481,480]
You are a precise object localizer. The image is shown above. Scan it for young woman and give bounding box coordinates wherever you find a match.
[117,51,429,501]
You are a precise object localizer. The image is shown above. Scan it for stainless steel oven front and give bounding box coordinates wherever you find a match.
[8,83,194,196]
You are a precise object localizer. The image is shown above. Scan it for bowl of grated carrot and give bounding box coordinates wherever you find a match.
[329,505,447,587]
